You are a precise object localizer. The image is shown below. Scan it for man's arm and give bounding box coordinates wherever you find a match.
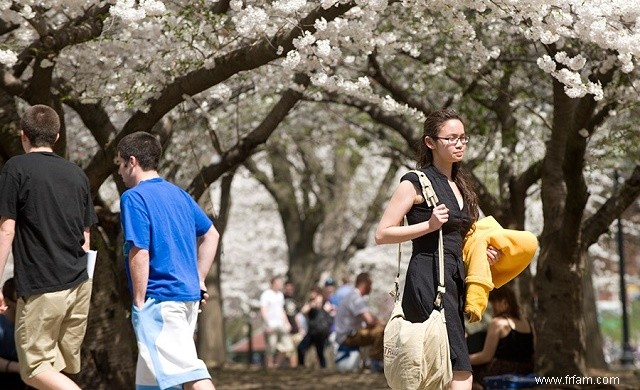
[0,217,16,312]
[358,310,379,327]
[196,225,220,292]
[260,305,271,330]
[82,227,91,253]
[128,246,150,308]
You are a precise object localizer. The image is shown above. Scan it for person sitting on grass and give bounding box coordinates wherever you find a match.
[0,278,31,389]
[469,286,534,389]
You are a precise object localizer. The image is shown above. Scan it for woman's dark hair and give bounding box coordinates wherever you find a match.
[416,108,479,223]
[117,131,162,171]
[21,104,60,147]
[489,286,521,319]
[2,277,17,302]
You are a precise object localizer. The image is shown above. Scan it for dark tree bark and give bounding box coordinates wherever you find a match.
[197,170,236,367]
[0,90,21,166]
[75,207,137,389]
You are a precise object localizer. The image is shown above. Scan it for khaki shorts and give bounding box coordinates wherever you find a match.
[15,279,92,380]
[265,327,294,355]
[287,332,304,357]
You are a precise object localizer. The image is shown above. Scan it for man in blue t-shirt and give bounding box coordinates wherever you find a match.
[116,132,220,390]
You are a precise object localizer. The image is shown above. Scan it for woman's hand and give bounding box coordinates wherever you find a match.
[429,203,449,229]
[486,244,503,266]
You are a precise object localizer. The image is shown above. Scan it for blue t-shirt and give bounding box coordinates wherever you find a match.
[121,178,212,301]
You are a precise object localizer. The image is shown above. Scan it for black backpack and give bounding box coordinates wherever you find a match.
[308,308,333,337]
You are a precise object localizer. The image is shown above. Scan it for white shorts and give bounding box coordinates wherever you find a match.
[131,298,210,390]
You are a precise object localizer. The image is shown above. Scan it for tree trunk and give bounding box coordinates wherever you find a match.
[288,251,322,301]
[0,89,21,165]
[583,252,607,369]
[533,77,590,376]
[76,209,137,388]
[197,172,235,367]
[534,241,586,376]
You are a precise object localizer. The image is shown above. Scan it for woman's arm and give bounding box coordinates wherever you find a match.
[0,356,19,373]
[375,180,449,245]
[469,318,507,365]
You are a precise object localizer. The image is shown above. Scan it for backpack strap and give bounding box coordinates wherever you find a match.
[391,170,446,312]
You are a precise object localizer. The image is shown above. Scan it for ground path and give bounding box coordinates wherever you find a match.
[211,365,388,389]
[210,365,639,389]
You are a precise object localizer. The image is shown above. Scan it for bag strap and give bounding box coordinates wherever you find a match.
[390,170,445,311]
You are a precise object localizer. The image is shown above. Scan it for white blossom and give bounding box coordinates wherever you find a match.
[554,52,587,71]
[537,55,556,73]
[618,52,634,73]
[314,17,328,31]
[229,0,243,11]
[293,31,316,49]
[282,50,301,70]
[210,84,232,102]
[381,95,402,113]
[321,0,339,9]
[110,0,147,23]
[40,59,55,68]
[587,81,604,101]
[315,39,332,58]
[19,5,35,19]
[310,72,329,86]
[539,30,560,44]
[235,6,269,37]
[141,0,166,16]
[0,49,18,67]
[273,0,307,14]
[356,76,370,89]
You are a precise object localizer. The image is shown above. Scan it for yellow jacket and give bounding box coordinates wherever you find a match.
[462,216,538,322]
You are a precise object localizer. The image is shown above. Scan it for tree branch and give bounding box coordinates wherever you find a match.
[582,165,640,248]
[368,53,430,114]
[63,98,118,147]
[561,69,616,241]
[337,158,400,264]
[84,2,356,195]
[13,4,110,78]
[186,75,310,200]
[210,0,231,14]
[322,94,419,149]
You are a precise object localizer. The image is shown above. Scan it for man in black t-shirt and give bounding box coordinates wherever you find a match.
[283,281,302,367]
[0,105,96,390]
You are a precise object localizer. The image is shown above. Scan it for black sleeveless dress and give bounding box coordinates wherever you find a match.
[400,166,473,371]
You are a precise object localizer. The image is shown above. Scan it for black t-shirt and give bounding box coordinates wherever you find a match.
[284,295,299,334]
[0,152,97,296]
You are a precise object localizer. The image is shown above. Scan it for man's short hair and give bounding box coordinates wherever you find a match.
[355,272,371,287]
[21,105,60,147]
[117,131,162,171]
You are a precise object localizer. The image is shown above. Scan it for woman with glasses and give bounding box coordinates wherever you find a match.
[376,108,500,390]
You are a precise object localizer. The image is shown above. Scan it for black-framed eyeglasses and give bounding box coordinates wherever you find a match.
[431,135,470,145]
